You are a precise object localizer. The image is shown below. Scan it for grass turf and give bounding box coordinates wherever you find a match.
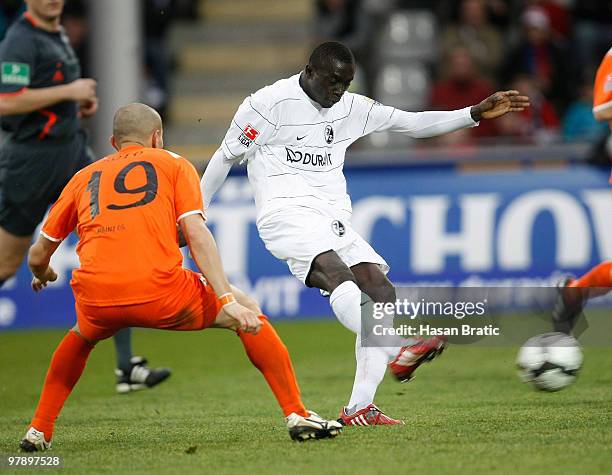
[0,320,611,474]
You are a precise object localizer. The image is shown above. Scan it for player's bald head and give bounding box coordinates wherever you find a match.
[112,103,163,146]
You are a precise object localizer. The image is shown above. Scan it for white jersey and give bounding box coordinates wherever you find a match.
[220,73,476,224]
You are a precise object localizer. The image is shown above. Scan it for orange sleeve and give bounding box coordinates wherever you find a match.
[174,158,205,222]
[41,175,79,242]
[593,49,612,115]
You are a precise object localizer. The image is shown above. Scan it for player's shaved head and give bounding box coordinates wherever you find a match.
[301,41,355,108]
[309,41,355,72]
[112,103,163,148]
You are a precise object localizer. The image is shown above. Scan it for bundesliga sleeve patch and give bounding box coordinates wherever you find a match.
[1,62,30,86]
[237,124,259,148]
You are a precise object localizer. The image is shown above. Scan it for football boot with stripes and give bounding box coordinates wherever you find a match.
[338,404,404,426]
[389,336,447,382]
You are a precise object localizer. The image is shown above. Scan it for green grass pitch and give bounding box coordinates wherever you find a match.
[0,320,611,474]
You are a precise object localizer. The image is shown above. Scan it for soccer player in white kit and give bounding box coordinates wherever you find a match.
[202,42,530,425]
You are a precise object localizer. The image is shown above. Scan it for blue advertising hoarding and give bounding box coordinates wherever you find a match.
[1,164,611,330]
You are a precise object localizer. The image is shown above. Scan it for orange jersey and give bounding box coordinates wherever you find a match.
[42,145,204,306]
[593,46,612,129]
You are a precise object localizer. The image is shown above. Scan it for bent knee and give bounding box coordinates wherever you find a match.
[231,286,262,315]
[329,268,357,288]
[309,267,356,292]
[71,325,97,346]
[239,294,262,315]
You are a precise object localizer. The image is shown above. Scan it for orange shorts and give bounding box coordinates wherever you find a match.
[75,270,223,342]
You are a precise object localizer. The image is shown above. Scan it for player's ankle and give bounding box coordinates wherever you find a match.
[285,407,309,418]
[31,420,53,441]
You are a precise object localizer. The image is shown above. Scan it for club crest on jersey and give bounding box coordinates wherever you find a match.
[324,125,334,144]
[238,124,260,148]
[285,147,332,167]
[331,220,345,237]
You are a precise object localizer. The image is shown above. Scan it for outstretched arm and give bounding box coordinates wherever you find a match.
[383,107,477,138]
[469,90,530,121]
[365,90,529,138]
[201,148,237,208]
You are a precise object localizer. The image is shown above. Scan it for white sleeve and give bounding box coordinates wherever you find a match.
[376,106,479,138]
[353,94,478,138]
[220,96,276,159]
[201,148,235,208]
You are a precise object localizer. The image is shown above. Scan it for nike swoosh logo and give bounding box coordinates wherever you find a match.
[296,135,306,140]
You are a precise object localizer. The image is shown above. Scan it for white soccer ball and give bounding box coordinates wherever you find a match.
[517,332,583,392]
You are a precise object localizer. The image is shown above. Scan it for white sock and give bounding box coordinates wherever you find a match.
[347,336,390,412]
[330,281,401,413]
[329,281,362,334]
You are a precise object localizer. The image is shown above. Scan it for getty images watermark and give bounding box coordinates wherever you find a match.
[370,297,498,337]
[360,286,612,347]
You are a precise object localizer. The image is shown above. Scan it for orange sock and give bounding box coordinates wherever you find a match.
[570,262,612,287]
[570,262,612,299]
[31,331,94,440]
[238,316,308,417]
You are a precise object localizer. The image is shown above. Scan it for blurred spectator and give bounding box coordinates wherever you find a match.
[442,0,503,80]
[62,0,90,77]
[0,0,25,41]
[501,6,570,113]
[315,0,393,95]
[144,0,177,118]
[397,0,513,28]
[395,0,447,12]
[315,0,365,53]
[485,0,513,29]
[526,0,571,40]
[430,46,498,138]
[498,74,560,144]
[562,78,609,142]
[572,0,612,72]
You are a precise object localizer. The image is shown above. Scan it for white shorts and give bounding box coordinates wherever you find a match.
[257,207,389,285]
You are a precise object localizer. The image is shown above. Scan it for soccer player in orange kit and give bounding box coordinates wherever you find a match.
[553,47,612,333]
[19,103,342,451]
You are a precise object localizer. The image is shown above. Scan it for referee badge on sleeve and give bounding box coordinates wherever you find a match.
[1,62,30,86]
